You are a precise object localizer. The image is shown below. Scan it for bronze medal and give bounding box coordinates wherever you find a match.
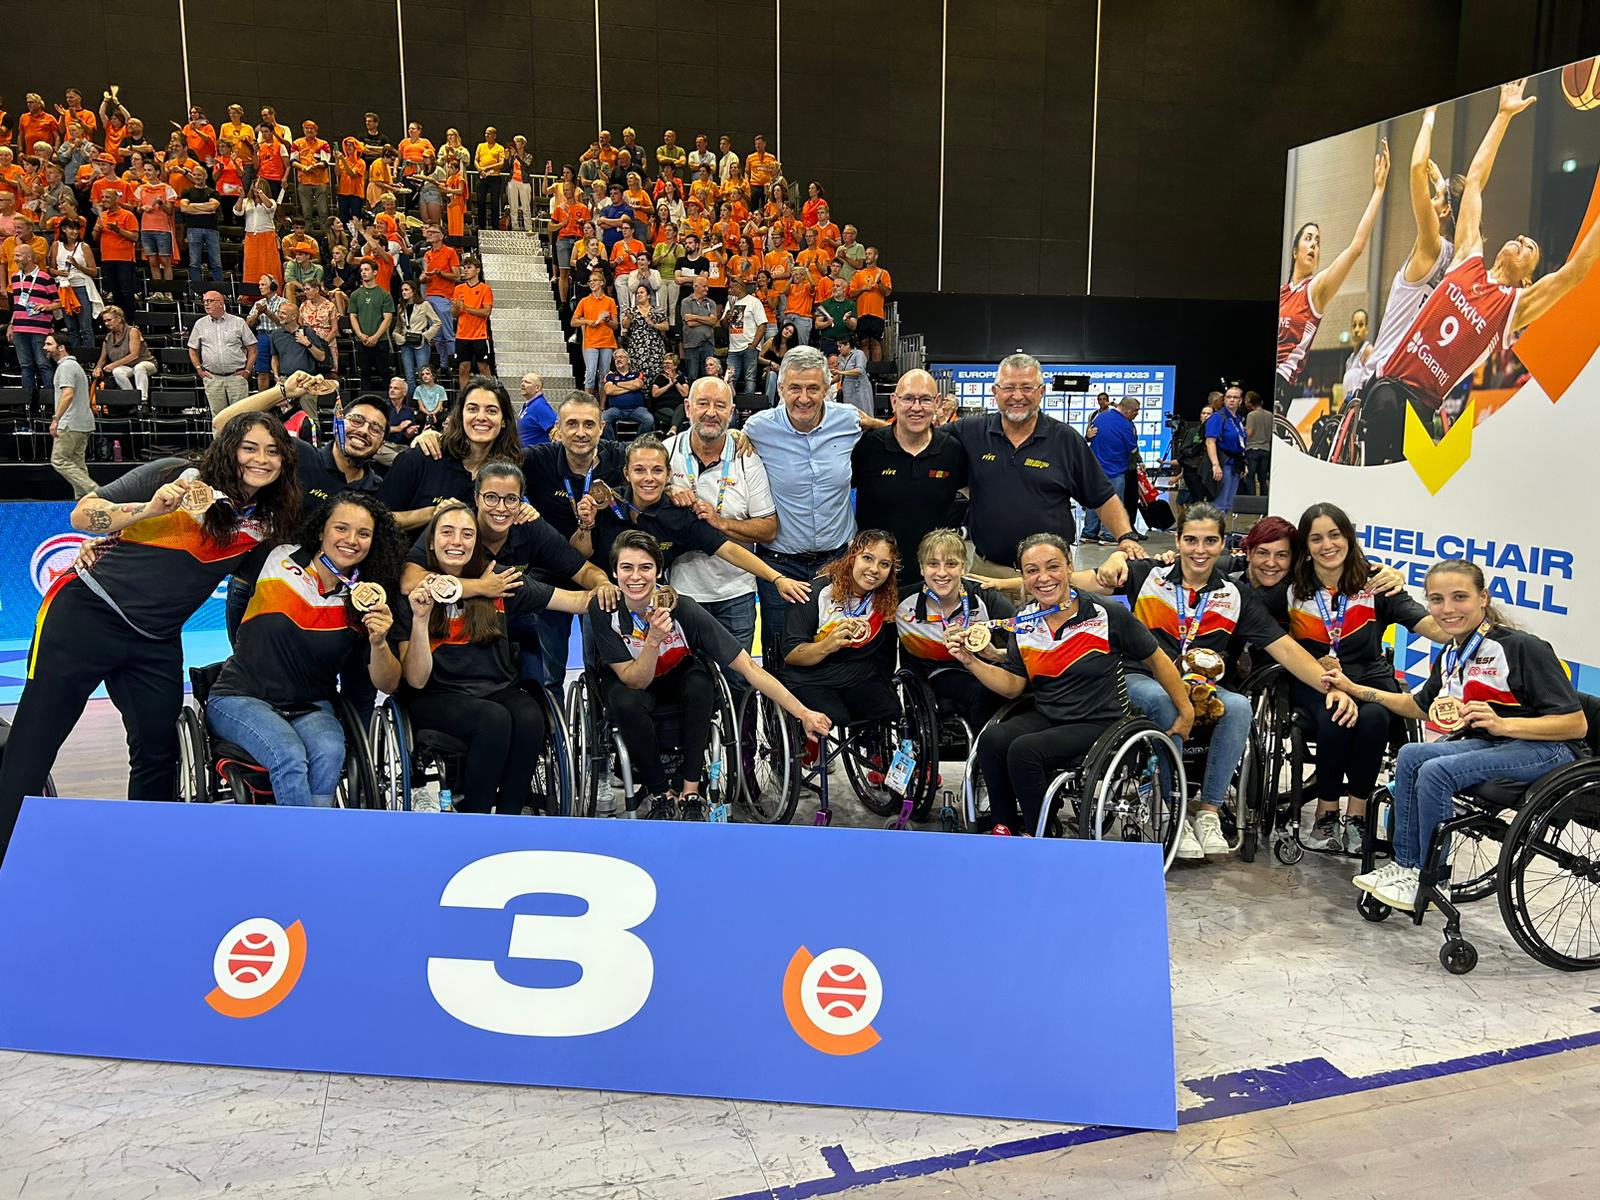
[427,573,463,604]
[179,478,215,515]
[1428,695,1465,733]
[964,624,992,653]
[650,585,678,611]
[307,375,340,397]
[586,479,617,509]
[1318,654,1340,673]
[844,617,871,644]
[350,582,386,613]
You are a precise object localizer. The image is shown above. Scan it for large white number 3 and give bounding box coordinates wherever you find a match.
[427,851,656,1036]
[1438,315,1459,346]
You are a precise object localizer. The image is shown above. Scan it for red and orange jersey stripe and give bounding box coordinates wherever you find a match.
[1017,630,1109,680]
[1288,602,1376,647]
[241,577,351,633]
[117,510,262,564]
[899,629,952,662]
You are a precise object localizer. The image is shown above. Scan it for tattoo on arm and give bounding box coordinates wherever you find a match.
[1358,688,1378,703]
[87,509,112,532]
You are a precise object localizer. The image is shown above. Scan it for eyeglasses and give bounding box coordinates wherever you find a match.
[343,415,382,433]
[994,385,1039,398]
[897,394,938,408]
[478,492,521,510]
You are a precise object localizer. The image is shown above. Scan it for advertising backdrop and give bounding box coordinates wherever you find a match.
[1271,61,1600,693]
[932,362,1175,459]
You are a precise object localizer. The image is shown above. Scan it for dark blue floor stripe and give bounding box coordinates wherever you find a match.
[719,1025,1600,1200]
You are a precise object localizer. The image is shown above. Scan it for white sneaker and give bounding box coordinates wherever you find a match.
[1353,860,1403,893]
[595,776,618,816]
[1193,810,1230,857]
[1176,820,1205,861]
[1372,866,1422,911]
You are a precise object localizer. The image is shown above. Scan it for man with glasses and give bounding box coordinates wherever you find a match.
[853,369,967,585]
[662,377,777,681]
[743,344,887,662]
[948,352,1146,578]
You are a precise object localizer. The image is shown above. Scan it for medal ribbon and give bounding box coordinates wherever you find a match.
[1001,593,1073,632]
[1174,585,1211,655]
[1313,588,1348,657]
[317,554,359,593]
[924,588,970,630]
[563,462,596,509]
[836,591,872,619]
[626,608,650,640]
[1441,619,1492,694]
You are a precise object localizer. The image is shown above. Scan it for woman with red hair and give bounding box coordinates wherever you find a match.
[780,530,902,731]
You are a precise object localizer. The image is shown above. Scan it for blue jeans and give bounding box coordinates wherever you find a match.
[12,332,51,403]
[1391,737,1574,870]
[426,295,456,362]
[1214,456,1244,513]
[1125,671,1250,810]
[186,227,223,284]
[787,314,813,345]
[398,342,430,394]
[1081,471,1124,541]
[206,695,344,807]
[755,546,843,667]
[583,347,613,390]
[699,593,757,695]
[603,404,653,438]
[727,347,758,393]
[65,287,96,351]
[683,344,713,381]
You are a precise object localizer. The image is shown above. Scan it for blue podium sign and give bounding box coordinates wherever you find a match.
[0,798,1177,1130]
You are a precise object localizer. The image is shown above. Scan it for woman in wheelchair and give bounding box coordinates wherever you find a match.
[1288,502,1446,851]
[593,531,830,818]
[1091,503,1359,861]
[894,528,1015,731]
[946,533,1193,836]
[573,436,810,606]
[1327,559,1587,913]
[206,492,406,806]
[396,501,591,813]
[1230,513,1405,630]
[781,530,903,733]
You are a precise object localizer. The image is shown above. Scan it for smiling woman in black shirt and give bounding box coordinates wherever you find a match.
[0,414,302,860]
[379,374,523,530]
[394,501,590,814]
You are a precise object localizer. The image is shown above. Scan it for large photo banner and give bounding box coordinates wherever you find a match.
[1271,60,1600,692]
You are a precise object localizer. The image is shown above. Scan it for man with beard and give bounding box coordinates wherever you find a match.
[214,372,391,641]
[661,377,777,679]
[946,352,1145,578]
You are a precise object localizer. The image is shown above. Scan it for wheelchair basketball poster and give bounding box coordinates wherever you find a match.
[1270,60,1600,695]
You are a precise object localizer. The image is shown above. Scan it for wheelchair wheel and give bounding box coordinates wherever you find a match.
[176,705,208,803]
[1238,726,1263,863]
[566,674,604,817]
[841,674,933,817]
[702,669,740,820]
[737,689,799,824]
[1356,891,1391,923]
[535,685,575,816]
[368,698,412,812]
[1497,769,1600,971]
[334,697,379,810]
[1081,719,1187,871]
[1449,804,1510,904]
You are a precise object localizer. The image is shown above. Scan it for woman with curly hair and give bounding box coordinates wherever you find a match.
[0,413,303,847]
[780,529,903,730]
[206,492,406,807]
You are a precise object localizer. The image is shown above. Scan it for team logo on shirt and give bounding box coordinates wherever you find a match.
[30,533,90,595]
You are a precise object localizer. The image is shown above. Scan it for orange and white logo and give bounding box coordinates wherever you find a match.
[204,917,307,1019]
[782,946,882,1056]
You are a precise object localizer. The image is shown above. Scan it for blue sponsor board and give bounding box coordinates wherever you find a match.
[0,799,1178,1130]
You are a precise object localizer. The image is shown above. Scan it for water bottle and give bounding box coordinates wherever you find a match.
[438,787,454,813]
[112,439,123,463]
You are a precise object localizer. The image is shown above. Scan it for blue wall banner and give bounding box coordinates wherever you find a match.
[0,799,1178,1130]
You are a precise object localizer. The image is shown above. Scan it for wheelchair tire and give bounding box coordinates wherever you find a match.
[537,685,575,817]
[1439,938,1479,975]
[1496,768,1600,971]
[1080,718,1186,871]
[1238,726,1263,863]
[220,761,264,805]
[335,697,379,810]
[842,674,935,818]
[703,669,739,820]
[176,705,208,803]
[1449,813,1507,905]
[1273,835,1304,866]
[736,689,799,825]
[566,675,604,818]
[368,699,412,812]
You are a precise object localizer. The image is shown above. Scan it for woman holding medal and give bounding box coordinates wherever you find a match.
[573,436,811,606]
[0,415,301,859]
[396,501,591,814]
[1090,504,1360,861]
[1287,503,1446,852]
[947,533,1193,836]
[894,529,1016,732]
[781,530,902,731]
[206,493,405,807]
[1326,560,1586,913]
[593,531,831,818]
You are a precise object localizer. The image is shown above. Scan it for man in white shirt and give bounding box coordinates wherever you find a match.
[687,134,717,181]
[717,134,740,185]
[663,377,776,686]
[722,278,767,394]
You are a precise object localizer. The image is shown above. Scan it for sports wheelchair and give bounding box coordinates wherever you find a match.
[175,663,377,807]
[1356,692,1600,976]
[961,696,1188,869]
[367,682,573,814]
[738,668,941,827]
[566,651,740,820]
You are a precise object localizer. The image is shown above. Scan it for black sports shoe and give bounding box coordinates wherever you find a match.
[645,792,679,821]
[678,795,706,822]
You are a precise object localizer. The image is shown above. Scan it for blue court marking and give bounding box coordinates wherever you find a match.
[717,1022,1600,1200]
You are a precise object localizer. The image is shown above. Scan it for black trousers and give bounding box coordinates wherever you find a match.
[477,176,506,229]
[1292,679,1392,805]
[975,711,1111,832]
[409,684,545,813]
[0,577,184,865]
[602,661,716,793]
[352,339,392,390]
[924,666,1006,735]
[788,675,899,733]
[101,261,140,318]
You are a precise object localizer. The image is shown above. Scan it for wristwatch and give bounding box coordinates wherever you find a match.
[1116,533,1141,546]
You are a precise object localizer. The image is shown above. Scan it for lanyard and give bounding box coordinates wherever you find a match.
[1174,584,1211,654]
[626,608,650,640]
[17,270,41,311]
[835,591,872,619]
[1441,620,1492,690]
[1313,588,1348,656]
[924,588,970,629]
[1007,596,1071,632]
[317,554,359,593]
[562,461,595,508]
[684,437,736,514]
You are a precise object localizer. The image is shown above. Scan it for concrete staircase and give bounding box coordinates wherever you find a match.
[478,230,577,393]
